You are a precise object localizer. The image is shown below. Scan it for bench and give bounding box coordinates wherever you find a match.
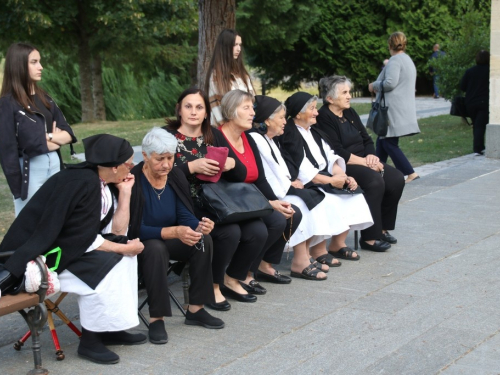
[0,254,49,375]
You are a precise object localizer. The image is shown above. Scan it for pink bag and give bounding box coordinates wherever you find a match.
[196,146,229,183]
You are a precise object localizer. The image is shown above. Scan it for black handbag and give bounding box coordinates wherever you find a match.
[197,179,273,224]
[366,86,389,136]
[450,96,471,125]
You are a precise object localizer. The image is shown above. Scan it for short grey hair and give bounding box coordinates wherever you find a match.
[319,76,352,102]
[221,90,254,122]
[142,127,177,157]
[299,96,318,113]
[268,103,287,120]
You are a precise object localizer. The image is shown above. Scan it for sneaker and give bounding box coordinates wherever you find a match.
[474,152,484,156]
[148,320,168,344]
[185,308,225,329]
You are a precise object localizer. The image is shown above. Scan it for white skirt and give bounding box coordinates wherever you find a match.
[285,190,373,249]
[59,255,139,332]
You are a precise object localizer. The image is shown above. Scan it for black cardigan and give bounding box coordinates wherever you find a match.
[315,106,376,162]
[128,162,195,240]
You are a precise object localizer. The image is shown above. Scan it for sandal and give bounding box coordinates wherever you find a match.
[328,247,360,261]
[308,258,329,273]
[290,264,327,281]
[315,253,342,268]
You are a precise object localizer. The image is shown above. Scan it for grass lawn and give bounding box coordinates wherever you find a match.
[0,114,472,240]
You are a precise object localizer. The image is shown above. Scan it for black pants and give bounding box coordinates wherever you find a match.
[250,206,302,273]
[376,137,415,176]
[210,219,267,284]
[467,102,489,153]
[346,164,404,241]
[139,235,215,317]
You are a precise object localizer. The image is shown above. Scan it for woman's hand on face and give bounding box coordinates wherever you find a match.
[330,174,347,189]
[290,180,304,189]
[365,154,380,168]
[223,157,235,172]
[116,173,135,193]
[270,200,294,219]
[195,217,214,235]
[176,225,203,246]
[188,158,220,176]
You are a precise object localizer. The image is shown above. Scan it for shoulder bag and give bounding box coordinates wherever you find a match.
[366,85,389,136]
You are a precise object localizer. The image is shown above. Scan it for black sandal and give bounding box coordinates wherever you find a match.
[308,258,329,273]
[315,253,342,267]
[328,247,360,261]
[290,264,327,281]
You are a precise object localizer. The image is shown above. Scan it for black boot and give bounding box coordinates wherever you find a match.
[78,328,120,364]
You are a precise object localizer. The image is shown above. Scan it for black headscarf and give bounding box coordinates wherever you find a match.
[254,95,282,123]
[83,134,134,167]
[284,92,313,119]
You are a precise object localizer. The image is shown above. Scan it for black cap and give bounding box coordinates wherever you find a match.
[284,92,313,119]
[254,95,282,123]
[83,134,134,167]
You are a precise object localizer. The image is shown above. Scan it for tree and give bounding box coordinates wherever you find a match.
[0,0,197,122]
[197,0,236,90]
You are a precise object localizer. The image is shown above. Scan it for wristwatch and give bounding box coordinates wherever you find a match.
[48,133,53,141]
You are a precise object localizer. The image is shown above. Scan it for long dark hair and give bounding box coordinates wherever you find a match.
[165,87,214,145]
[205,29,252,96]
[0,42,50,112]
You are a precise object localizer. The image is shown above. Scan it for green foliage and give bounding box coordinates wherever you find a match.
[428,8,490,100]
[103,66,183,121]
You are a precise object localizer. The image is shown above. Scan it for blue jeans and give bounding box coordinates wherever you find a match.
[376,137,415,176]
[433,75,439,97]
[14,151,60,216]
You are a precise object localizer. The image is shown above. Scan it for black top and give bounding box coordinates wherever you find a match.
[315,105,376,162]
[460,64,489,107]
[32,94,53,131]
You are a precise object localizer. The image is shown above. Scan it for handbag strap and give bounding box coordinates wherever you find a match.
[44,247,62,272]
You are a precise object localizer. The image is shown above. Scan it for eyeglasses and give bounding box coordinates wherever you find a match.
[123,161,135,171]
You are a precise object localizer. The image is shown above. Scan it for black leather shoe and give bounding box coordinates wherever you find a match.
[359,239,391,252]
[101,331,147,346]
[255,270,292,284]
[185,308,225,329]
[206,300,231,311]
[240,280,267,295]
[220,285,257,303]
[0,265,19,295]
[381,231,397,244]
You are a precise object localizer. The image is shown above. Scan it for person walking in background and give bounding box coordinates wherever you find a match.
[0,42,76,215]
[460,50,490,156]
[429,43,445,99]
[369,31,420,184]
[205,29,255,126]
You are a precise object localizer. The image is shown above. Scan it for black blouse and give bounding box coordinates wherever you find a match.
[316,105,376,162]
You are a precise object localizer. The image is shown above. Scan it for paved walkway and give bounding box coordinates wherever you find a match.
[1,153,499,375]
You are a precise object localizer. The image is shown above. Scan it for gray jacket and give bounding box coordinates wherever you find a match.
[373,53,420,138]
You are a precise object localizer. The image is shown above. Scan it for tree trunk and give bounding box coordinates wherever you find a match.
[197,0,236,90]
[77,2,95,123]
[92,53,106,121]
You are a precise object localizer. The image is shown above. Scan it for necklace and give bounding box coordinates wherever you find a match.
[144,168,167,200]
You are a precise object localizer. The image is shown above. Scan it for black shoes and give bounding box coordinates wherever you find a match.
[185,308,225,329]
[255,270,292,284]
[100,330,147,346]
[359,238,391,252]
[78,328,120,365]
[148,320,168,345]
[240,280,267,295]
[0,265,19,295]
[381,231,397,244]
[220,284,257,303]
[206,299,231,311]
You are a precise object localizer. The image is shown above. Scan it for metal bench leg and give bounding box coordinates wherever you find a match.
[354,230,359,250]
[19,303,48,375]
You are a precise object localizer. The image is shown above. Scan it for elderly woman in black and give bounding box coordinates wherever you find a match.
[217,89,302,290]
[316,76,405,252]
[129,127,224,345]
[278,92,373,261]
[164,87,266,308]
